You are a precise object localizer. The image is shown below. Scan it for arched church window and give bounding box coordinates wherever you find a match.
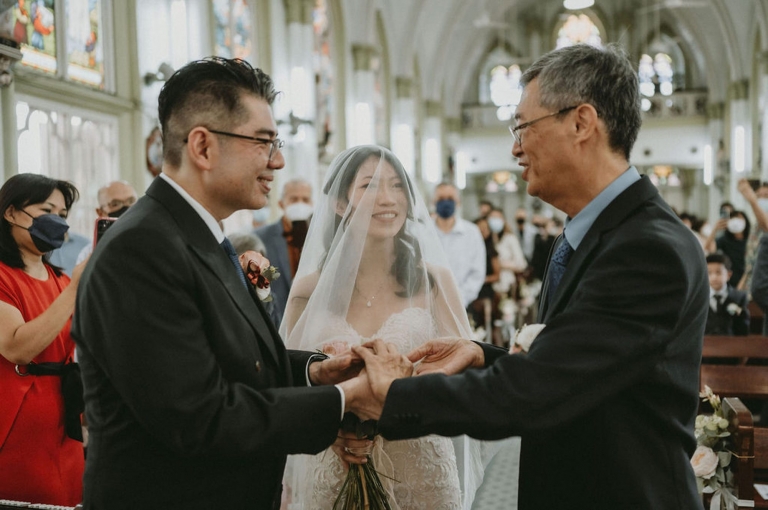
[313,0,335,158]
[489,64,522,121]
[16,98,119,235]
[212,0,254,61]
[637,34,685,111]
[555,13,602,49]
[11,0,110,90]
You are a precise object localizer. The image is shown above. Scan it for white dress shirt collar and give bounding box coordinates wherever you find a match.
[159,173,225,244]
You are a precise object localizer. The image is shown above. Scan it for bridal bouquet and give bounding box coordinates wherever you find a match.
[332,412,393,510]
[692,386,736,510]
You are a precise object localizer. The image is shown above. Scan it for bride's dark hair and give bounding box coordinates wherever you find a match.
[322,146,434,298]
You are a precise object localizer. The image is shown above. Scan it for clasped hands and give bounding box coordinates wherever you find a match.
[311,337,485,422]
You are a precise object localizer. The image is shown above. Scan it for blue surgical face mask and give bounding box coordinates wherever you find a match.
[17,209,70,252]
[435,199,456,219]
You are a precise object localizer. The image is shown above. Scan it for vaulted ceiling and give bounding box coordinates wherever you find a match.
[339,0,768,117]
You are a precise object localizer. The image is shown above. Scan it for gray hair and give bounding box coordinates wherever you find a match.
[281,178,312,199]
[228,232,267,257]
[521,44,641,160]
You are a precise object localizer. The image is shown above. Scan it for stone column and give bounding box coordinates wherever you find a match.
[706,102,725,218]
[348,44,376,146]
[282,0,317,183]
[421,100,443,184]
[0,40,22,181]
[728,80,750,204]
[758,51,768,182]
[391,76,416,176]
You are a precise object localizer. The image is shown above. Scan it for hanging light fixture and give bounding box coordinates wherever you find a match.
[563,0,595,9]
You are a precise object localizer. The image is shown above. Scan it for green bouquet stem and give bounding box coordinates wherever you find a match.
[332,454,392,510]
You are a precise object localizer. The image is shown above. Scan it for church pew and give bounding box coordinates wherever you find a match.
[720,397,768,508]
[702,335,768,362]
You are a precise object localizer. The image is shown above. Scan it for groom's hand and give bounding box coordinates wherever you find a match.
[407,338,484,375]
[340,340,413,420]
[309,352,364,385]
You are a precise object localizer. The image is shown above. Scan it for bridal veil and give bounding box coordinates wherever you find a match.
[281,145,489,510]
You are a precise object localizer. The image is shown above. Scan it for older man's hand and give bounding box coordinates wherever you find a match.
[407,338,485,376]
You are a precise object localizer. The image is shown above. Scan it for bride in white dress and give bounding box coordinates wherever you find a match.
[281,146,486,510]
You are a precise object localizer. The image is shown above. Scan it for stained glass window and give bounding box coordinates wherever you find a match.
[16,98,119,236]
[66,0,105,88]
[213,0,253,61]
[10,0,109,89]
[489,64,522,121]
[313,0,335,158]
[12,0,58,75]
[555,14,602,49]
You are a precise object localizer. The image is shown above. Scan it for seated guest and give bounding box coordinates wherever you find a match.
[705,252,749,336]
[0,174,86,506]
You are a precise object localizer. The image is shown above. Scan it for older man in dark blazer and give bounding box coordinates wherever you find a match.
[345,44,709,509]
[72,58,373,510]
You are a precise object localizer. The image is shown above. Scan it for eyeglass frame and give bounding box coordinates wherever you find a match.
[102,197,137,211]
[508,106,579,146]
[184,129,285,161]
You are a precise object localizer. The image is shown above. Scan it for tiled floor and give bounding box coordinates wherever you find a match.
[470,437,520,510]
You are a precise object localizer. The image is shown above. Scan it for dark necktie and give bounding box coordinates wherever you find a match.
[220,238,248,289]
[547,234,574,305]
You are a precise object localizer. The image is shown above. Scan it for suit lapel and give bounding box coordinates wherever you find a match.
[146,179,282,366]
[542,176,659,323]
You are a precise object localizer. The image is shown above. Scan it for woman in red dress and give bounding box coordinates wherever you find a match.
[0,173,87,506]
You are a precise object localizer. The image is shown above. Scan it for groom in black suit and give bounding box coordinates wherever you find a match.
[72,58,376,509]
[346,44,709,509]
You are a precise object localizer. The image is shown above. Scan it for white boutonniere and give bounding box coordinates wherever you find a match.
[726,303,742,316]
[511,323,546,353]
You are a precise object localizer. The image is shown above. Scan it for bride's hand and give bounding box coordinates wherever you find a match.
[331,430,373,469]
[407,338,485,376]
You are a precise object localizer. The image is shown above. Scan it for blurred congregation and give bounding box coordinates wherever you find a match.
[3,0,768,508]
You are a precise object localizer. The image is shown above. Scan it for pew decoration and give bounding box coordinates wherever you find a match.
[692,386,738,510]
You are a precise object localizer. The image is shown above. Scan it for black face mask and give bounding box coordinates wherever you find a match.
[17,209,70,252]
[108,206,130,218]
[516,219,526,226]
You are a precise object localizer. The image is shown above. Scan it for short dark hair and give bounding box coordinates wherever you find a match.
[0,174,79,274]
[706,252,732,271]
[158,57,279,168]
[521,44,641,160]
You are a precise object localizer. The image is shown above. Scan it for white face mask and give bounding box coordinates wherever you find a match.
[284,202,313,222]
[758,198,768,213]
[727,217,746,234]
[487,217,505,234]
[700,223,712,238]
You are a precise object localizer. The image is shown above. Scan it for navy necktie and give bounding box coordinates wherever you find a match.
[547,234,574,305]
[220,238,248,289]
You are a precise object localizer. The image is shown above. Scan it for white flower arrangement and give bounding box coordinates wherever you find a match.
[510,323,546,353]
[693,386,738,510]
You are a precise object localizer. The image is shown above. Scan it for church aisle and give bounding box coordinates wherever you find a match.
[471,437,520,510]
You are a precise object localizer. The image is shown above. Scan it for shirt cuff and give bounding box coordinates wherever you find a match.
[305,353,329,386]
[305,353,344,420]
[334,384,346,420]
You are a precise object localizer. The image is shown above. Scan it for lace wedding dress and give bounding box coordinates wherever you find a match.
[295,307,462,510]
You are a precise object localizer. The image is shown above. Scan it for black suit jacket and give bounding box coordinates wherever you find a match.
[72,178,340,509]
[379,177,708,509]
[254,220,293,327]
[705,286,750,336]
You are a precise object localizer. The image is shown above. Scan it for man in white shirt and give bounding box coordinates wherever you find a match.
[432,182,486,308]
